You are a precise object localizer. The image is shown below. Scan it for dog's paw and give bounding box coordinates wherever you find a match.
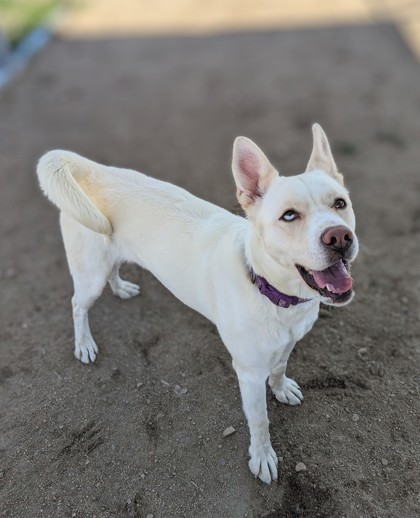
[74,336,98,364]
[249,444,278,484]
[273,377,303,406]
[111,279,140,300]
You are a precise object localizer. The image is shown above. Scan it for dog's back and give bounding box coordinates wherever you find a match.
[37,150,246,322]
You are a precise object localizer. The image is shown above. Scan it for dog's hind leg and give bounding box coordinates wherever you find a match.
[108,264,140,300]
[61,214,113,364]
[72,271,109,364]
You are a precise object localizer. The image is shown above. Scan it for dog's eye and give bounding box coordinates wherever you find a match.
[334,198,347,210]
[281,210,299,222]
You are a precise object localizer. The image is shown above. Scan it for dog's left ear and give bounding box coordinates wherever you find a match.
[306,123,343,184]
[232,137,278,211]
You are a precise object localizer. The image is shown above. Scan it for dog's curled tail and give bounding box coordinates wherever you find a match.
[37,150,112,236]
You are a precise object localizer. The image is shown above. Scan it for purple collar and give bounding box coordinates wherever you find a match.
[250,269,310,308]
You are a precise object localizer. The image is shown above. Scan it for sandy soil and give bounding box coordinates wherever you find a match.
[0,23,419,518]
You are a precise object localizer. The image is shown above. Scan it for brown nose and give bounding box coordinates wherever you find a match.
[321,226,353,252]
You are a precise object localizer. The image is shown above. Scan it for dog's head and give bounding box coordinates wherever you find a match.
[232,124,359,306]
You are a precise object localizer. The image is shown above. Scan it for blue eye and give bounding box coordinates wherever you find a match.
[281,210,299,222]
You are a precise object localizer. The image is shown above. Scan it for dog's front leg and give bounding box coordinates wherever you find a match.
[268,342,303,406]
[235,367,278,484]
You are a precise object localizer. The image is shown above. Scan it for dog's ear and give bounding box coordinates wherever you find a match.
[232,137,278,211]
[305,124,343,184]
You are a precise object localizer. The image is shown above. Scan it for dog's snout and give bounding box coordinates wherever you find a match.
[321,226,353,252]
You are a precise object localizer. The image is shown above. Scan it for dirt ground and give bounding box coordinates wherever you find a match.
[0,22,419,518]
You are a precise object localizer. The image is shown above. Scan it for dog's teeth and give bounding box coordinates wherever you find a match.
[326,283,338,293]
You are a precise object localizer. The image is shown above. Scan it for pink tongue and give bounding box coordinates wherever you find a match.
[312,260,353,294]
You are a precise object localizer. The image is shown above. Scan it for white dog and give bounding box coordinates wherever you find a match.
[37,124,358,484]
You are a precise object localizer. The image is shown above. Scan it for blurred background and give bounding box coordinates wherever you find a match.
[1,1,420,88]
[1,2,419,518]
[1,1,420,51]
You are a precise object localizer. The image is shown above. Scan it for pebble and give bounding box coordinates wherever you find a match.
[352,413,360,422]
[222,426,236,437]
[161,380,170,386]
[295,462,307,472]
[357,347,368,361]
[174,385,188,395]
[381,458,389,466]
[146,515,154,518]
[369,363,385,377]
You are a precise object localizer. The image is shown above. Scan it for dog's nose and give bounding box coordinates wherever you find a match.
[321,226,353,252]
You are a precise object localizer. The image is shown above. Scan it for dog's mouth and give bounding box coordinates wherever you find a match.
[296,259,353,304]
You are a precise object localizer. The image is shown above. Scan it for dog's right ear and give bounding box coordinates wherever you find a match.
[232,137,278,211]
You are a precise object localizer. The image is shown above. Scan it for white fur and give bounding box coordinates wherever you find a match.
[37,124,358,484]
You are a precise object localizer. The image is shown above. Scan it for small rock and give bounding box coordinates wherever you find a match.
[161,380,170,386]
[381,458,389,466]
[369,363,385,377]
[222,426,236,437]
[174,385,188,395]
[136,382,143,388]
[295,462,307,472]
[352,414,360,422]
[357,347,368,361]
[146,514,154,518]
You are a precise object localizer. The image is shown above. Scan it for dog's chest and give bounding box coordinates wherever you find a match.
[264,308,318,362]
[290,312,318,342]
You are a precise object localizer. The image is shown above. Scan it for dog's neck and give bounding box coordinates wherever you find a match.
[245,227,311,302]
[249,268,309,308]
